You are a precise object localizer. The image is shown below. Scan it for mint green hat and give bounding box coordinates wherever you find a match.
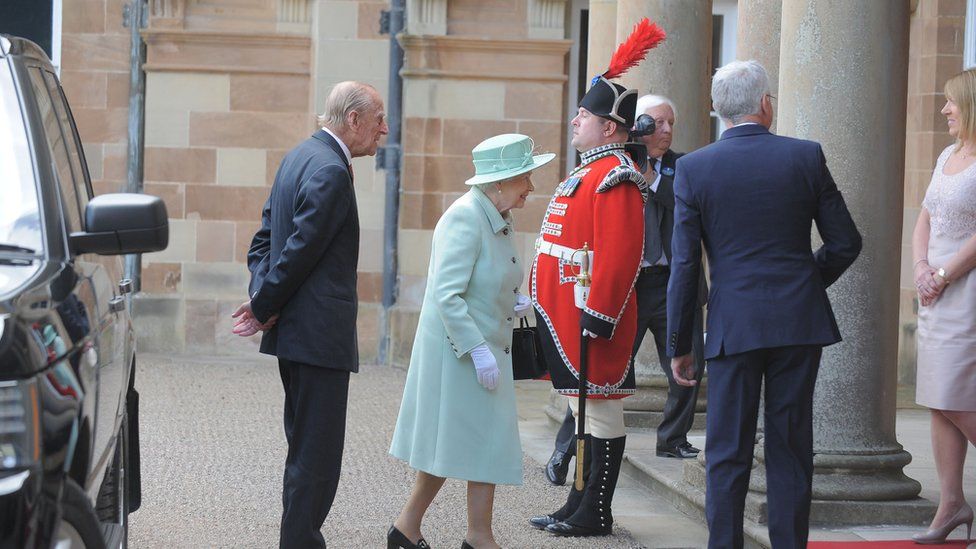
[465,133,556,185]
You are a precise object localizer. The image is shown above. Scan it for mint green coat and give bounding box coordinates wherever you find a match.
[390,187,524,485]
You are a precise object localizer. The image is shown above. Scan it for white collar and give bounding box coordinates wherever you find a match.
[322,127,352,165]
[732,121,762,128]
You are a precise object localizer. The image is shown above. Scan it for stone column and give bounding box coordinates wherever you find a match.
[776,0,921,506]
[586,0,618,81]
[612,0,712,428]
[615,0,712,153]
[736,0,780,132]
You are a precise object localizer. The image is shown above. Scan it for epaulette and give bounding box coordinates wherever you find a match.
[596,152,648,202]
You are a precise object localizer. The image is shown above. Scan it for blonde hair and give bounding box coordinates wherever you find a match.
[945,69,976,148]
[316,81,379,129]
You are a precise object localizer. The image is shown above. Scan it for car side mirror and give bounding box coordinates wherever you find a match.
[69,193,169,256]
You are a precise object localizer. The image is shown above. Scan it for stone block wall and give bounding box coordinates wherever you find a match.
[60,0,131,199]
[134,0,315,355]
[899,0,964,387]
[389,0,573,366]
[312,0,392,363]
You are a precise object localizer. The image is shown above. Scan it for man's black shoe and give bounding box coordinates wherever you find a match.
[656,441,700,459]
[545,520,612,537]
[528,514,560,530]
[544,449,572,485]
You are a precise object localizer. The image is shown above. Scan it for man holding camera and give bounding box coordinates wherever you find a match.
[632,94,707,460]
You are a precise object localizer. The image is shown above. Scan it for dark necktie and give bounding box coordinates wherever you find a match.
[643,162,662,263]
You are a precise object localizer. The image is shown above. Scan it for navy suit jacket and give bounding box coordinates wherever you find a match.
[666,124,861,359]
[247,130,360,372]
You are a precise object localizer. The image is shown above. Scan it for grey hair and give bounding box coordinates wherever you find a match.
[316,81,378,129]
[711,60,770,125]
[635,94,677,122]
[474,173,528,194]
[475,182,497,194]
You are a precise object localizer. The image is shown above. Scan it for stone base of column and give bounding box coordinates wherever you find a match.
[624,449,936,548]
[624,352,708,429]
[625,446,937,547]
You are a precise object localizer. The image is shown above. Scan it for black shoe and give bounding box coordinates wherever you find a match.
[387,525,430,549]
[545,448,572,485]
[530,435,591,530]
[528,514,561,530]
[460,541,473,549]
[656,441,700,459]
[545,520,613,537]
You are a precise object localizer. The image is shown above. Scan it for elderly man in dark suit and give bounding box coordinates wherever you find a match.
[232,81,387,549]
[666,60,861,548]
[631,94,706,460]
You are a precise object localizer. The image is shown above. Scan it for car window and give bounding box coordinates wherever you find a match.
[42,70,92,213]
[27,66,83,234]
[0,63,43,254]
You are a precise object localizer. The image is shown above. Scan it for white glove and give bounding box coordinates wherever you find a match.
[582,329,598,338]
[470,344,499,390]
[514,293,532,318]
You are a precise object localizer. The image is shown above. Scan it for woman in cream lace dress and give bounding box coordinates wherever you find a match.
[912,69,976,544]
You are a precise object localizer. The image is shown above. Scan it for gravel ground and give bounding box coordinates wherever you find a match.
[128,354,643,549]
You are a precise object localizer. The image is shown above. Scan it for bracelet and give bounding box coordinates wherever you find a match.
[913,258,929,268]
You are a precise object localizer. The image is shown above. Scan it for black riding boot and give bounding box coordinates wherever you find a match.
[528,434,591,530]
[546,435,625,537]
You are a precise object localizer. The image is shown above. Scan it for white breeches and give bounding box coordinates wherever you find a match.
[566,396,626,439]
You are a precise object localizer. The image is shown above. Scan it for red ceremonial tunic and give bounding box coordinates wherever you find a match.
[531,143,646,399]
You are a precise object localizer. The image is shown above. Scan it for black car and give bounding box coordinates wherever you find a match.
[0,35,168,548]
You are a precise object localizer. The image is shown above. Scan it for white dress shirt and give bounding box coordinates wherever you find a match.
[321,127,352,166]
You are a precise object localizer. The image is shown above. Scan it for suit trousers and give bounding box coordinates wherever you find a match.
[554,405,576,455]
[632,269,705,448]
[278,358,350,549]
[704,345,821,549]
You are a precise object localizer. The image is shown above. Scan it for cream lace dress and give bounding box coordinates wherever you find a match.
[916,145,976,411]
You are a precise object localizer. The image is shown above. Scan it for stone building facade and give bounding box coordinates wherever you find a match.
[49,0,968,403]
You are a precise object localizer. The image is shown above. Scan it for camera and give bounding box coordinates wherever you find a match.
[625,114,656,172]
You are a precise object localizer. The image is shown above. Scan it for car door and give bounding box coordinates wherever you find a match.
[42,69,130,447]
[25,65,125,492]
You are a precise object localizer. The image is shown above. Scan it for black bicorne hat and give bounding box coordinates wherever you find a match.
[580,18,666,130]
[580,76,638,128]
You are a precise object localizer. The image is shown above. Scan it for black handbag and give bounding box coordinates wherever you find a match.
[511,317,548,380]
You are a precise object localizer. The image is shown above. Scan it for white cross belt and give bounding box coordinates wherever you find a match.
[535,238,594,266]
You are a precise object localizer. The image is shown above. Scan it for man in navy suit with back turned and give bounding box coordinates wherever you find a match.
[666,60,861,548]
[231,81,388,548]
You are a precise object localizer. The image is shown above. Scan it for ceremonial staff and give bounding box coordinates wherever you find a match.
[574,243,591,491]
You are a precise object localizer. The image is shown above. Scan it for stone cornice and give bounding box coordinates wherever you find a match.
[399,34,572,82]
[142,29,311,75]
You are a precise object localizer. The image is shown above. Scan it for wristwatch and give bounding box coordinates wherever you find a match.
[936,267,950,285]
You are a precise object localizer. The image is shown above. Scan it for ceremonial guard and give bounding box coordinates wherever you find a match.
[528,19,665,538]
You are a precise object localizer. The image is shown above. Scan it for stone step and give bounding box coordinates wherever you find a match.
[624,447,939,547]
[624,409,707,430]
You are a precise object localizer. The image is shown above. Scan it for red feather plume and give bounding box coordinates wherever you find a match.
[603,18,666,80]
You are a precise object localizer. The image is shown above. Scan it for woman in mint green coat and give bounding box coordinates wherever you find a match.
[388,134,554,549]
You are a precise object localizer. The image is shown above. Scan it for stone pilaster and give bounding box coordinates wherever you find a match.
[585,0,618,81]
[615,0,712,153]
[612,0,712,428]
[736,0,780,132]
[407,0,447,36]
[528,0,568,40]
[775,0,921,505]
